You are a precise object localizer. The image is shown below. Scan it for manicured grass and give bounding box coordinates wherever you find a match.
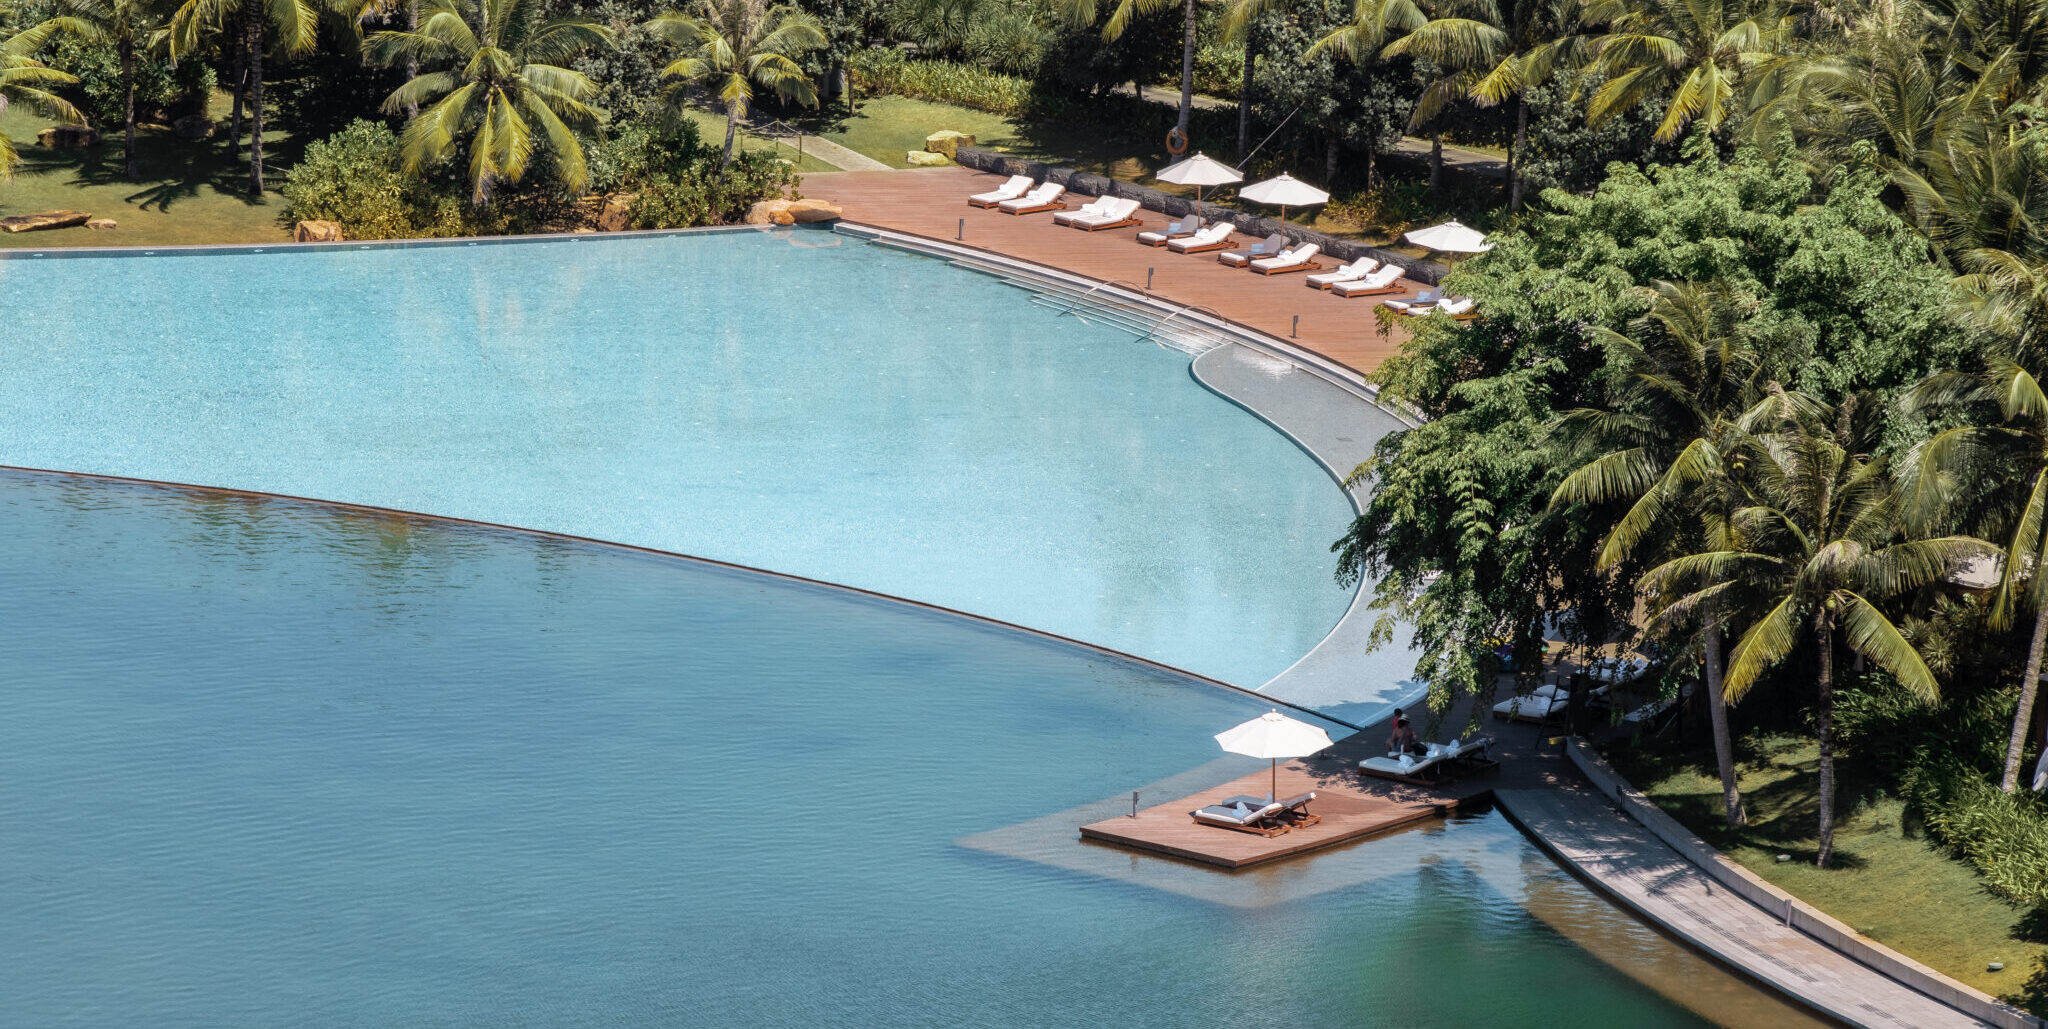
[1612,734,2045,1004]
[0,99,293,248]
[804,96,1027,168]
[674,109,840,174]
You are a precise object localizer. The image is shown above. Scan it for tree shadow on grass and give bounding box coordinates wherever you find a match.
[24,128,301,214]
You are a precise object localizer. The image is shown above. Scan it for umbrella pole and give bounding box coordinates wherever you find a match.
[1270,758,1277,802]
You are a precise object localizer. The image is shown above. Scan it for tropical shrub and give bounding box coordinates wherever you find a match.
[36,35,211,128]
[627,150,801,227]
[848,47,1033,115]
[1908,760,2048,903]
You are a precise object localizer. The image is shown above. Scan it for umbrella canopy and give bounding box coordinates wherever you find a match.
[1404,219,1493,254]
[1215,709,1335,800]
[1155,153,1244,219]
[1238,173,1330,209]
[1155,152,1245,188]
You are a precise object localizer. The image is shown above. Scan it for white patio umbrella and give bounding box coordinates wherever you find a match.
[1404,219,1494,255]
[1155,152,1243,219]
[1238,172,1330,223]
[1214,709,1335,801]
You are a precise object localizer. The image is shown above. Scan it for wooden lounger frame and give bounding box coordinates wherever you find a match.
[1252,260,1324,276]
[1070,215,1143,232]
[1169,236,1236,254]
[1001,200,1068,216]
[1191,813,1292,838]
[1334,282,1404,298]
[1140,230,1198,247]
[967,195,1020,209]
[1310,274,1376,291]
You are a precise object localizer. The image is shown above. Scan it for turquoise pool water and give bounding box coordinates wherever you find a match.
[0,472,1763,1027]
[0,232,1359,690]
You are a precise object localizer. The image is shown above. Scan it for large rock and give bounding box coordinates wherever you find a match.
[784,198,843,224]
[86,218,117,230]
[0,210,91,233]
[745,198,786,225]
[905,150,950,167]
[173,115,215,142]
[293,219,344,242]
[924,130,975,158]
[596,193,638,232]
[36,125,99,149]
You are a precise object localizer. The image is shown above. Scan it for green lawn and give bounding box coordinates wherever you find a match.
[0,99,293,248]
[1613,734,2044,1005]
[674,109,840,174]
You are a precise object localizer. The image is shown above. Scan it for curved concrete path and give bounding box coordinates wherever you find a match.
[1189,344,1424,722]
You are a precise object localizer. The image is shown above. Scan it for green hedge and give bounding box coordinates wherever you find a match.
[848,49,1035,117]
[1906,759,2048,904]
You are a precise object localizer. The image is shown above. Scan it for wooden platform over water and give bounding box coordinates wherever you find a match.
[1079,753,1495,869]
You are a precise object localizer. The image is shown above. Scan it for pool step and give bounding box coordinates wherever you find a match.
[1009,277,1235,357]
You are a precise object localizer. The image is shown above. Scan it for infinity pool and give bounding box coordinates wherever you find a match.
[0,231,1363,691]
[0,472,1812,1027]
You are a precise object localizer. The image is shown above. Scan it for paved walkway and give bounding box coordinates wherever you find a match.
[1496,780,1997,1029]
[765,130,893,172]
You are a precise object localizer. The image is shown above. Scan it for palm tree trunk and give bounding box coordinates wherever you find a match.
[1429,131,1442,194]
[1237,39,1254,158]
[1703,621,1745,826]
[228,20,248,163]
[248,21,265,197]
[2002,603,2048,791]
[1509,94,1526,211]
[720,101,740,173]
[404,0,420,119]
[1816,620,1838,868]
[1177,0,1195,137]
[1326,135,1339,185]
[121,38,137,182]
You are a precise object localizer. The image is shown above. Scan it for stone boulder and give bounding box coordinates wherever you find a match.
[36,125,99,149]
[596,193,638,232]
[746,197,843,225]
[905,150,950,167]
[86,218,117,230]
[924,130,974,158]
[0,210,91,233]
[173,115,215,142]
[293,219,344,243]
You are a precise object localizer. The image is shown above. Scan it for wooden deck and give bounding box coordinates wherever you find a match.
[805,168,1418,374]
[1079,748,1494,869]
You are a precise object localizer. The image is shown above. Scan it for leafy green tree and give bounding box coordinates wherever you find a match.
[17,0,168,180]
[167,0,323,194]
[1648,397,1985,866]
[365,0,613,203]
[1583,0,1787,141]
[644,0,823,172]
[0,16,81,177]
[1339,143,1968,725]
[1551,280,1788,827]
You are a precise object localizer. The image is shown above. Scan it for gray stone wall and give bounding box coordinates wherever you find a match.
[952,146,1447,286]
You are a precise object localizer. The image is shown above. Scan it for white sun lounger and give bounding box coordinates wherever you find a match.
[1217,233,1290,267]
[1306,258,1378,289]
[1359,737,1495,783]
[1137,215,1201,246]
[1166,221,1236,253]
[1249,243,1321,275]
[968,175,1032,209]
[1331,265,1404,297]
[1056,196,1143,231]
[998,182,1066,214]
[1492,683,1606,722]
[1191,798,1289,837]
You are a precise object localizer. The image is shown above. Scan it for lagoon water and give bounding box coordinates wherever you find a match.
[0,472,1742,1027]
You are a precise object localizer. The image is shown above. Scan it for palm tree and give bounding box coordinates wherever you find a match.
[1377,0,1507,194]
[19,0,164,181]
[1650,397,1987,865]
[643,0,823,173]
[365,0,613,204]
[1582,0,1789,141]
[1550,281,1782,827]
[0,22,82,178]
[1061,0,1204,142]
[167,0,321,195]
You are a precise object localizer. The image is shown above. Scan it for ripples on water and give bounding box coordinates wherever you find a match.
[0,473,1803,1026]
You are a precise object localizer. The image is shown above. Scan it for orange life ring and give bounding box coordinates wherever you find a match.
[1165,127,1189,155]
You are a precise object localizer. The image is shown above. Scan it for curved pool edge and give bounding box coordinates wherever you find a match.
[0,463,1362,734]
[835,222,1425,718]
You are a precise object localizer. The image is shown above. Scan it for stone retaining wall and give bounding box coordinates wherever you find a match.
[951,146,1448,286]
[1569,739,2041,1029]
